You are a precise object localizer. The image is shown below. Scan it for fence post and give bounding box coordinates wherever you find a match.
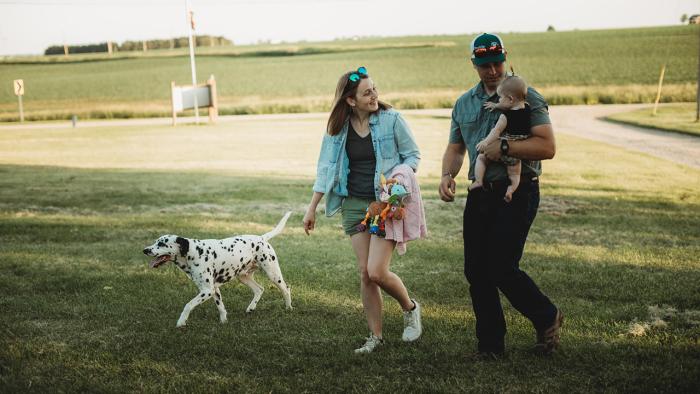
[208,75,218,123]
[652,64,666,116]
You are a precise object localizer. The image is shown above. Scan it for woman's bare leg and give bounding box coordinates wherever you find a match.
[351,232,383,337]
[367,235,413,311]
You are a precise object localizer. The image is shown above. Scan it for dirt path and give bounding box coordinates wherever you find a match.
[1,104,698,169]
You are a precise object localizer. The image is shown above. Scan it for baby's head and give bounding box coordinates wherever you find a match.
[496,75,528,108]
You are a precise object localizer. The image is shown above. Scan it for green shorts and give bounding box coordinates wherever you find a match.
[341,196,373,236]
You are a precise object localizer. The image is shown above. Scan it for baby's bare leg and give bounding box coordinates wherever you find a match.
[504,161,521,202]
[470,153,488,191]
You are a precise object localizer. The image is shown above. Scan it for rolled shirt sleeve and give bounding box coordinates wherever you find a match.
[527,88,551,127]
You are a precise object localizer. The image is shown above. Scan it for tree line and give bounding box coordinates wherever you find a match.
[44,36,233,55]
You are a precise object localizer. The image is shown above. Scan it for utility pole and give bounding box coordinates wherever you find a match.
[186,0,199,124]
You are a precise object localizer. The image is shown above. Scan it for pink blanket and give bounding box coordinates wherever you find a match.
[384,164,428,255]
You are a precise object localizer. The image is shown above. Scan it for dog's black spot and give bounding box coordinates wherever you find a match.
[194,263,199,267]
[200,293,205,297]
[213,252,217,259]
[272,256,276,261]
[216,300,220,305]
[255,245,260,251]
[157,241,166,247]
[206,268,210,272]
[175,237,189,257]
[216,277,225,283]
[205,256,208,262]
[219,268,224,275]
[196,246,204,257]
[240,257,243,262]
[278,280,281,283]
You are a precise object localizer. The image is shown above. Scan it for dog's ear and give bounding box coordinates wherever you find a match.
[175,237,189,257]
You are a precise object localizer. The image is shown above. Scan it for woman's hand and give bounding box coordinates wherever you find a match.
[303,208,316,235]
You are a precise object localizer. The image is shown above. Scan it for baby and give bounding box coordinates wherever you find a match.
[471,75,530,202]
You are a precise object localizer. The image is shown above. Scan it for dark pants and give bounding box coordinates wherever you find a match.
[463,179,557,353]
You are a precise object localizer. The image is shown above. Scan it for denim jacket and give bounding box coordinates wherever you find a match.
[313,109,421,217]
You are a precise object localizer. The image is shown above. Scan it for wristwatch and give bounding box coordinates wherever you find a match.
[500,139,509,155]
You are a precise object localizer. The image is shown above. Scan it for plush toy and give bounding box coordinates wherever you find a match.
[356,175,410,236]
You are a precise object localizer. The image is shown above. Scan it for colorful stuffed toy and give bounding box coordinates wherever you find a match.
[356,175,410,236]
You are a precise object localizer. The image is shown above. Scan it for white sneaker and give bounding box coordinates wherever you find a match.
[354,334,384,354]
[402,299,422,342]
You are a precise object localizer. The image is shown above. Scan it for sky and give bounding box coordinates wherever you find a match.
[0,0,697,56]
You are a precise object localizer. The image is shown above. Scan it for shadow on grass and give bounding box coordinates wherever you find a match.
[1,247,699,392]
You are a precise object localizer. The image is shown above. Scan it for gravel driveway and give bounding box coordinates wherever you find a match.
[549,104,700,169]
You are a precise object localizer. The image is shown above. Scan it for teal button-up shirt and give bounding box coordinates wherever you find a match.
[449,82,551,182]
[313,109,420,217]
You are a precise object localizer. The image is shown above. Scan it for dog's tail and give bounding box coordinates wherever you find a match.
[262,211,292,242]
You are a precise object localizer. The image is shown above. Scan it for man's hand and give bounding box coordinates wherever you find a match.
[439,174,457,202]
[483,138,502,161]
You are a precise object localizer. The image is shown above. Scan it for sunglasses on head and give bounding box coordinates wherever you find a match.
[473,44,503,58]
[348,66,368,82]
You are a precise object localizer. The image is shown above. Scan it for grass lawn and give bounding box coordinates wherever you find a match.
[0,114,699,392]
[606,103,700,137]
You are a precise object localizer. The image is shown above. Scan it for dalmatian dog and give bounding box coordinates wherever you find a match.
[143,212,292,327]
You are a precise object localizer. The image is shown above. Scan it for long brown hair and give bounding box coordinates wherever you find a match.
[326,70,391,136]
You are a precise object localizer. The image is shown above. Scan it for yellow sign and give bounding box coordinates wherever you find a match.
[13,79,24,96]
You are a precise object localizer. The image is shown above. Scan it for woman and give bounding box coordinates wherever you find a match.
[303,66,423,354]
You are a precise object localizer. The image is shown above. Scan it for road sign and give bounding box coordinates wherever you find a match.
[14,79,24,96]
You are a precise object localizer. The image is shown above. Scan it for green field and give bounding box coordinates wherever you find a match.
[606,103,700,136]
[0,25,698,121]
[0,114,699,392]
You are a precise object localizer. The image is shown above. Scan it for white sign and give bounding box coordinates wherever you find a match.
[13,79,24,96]
[171,86,211,112]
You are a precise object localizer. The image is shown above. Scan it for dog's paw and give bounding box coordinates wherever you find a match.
[176,321,187,328]
[220,316,228,324]
[245,308,256,313]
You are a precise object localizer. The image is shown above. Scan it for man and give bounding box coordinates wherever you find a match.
[439,33,563,357]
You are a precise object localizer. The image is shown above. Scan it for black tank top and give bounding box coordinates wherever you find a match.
[346,122,376,199]
[503,104,531,136]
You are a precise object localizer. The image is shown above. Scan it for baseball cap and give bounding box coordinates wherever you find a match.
[470,33,506,65]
